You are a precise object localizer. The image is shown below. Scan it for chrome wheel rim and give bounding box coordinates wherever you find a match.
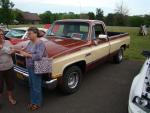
[119,50,123,61]
[68,72,79,89]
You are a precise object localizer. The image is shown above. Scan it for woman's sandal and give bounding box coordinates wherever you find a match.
[29,104,40,111]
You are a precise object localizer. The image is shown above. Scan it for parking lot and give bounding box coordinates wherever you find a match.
[0,60,143,113]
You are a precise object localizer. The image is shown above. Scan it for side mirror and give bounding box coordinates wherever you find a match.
[98,34,107,40]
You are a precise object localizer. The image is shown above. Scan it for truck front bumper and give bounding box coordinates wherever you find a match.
[14,65,57,89]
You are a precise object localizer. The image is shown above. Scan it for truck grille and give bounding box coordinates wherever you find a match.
[15,54,26,69]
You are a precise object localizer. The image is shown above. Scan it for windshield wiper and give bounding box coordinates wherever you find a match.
[60,35,71,38]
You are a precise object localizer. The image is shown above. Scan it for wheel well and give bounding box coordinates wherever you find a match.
[121,44,127,50]
[63,61,86,75]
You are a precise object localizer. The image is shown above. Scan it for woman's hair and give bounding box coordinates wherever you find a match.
[0,29,4,34]
[27,26,40,37]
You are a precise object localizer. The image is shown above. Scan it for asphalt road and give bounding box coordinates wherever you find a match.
[0,60,143,113]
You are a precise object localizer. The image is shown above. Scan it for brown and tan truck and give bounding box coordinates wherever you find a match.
[14,19,130,94]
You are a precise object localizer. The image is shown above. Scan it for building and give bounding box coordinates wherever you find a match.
[21,12,41,24]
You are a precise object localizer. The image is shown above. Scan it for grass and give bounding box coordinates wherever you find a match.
[8,24,150,61]
[108,26,150,61]
[8,24,43,28]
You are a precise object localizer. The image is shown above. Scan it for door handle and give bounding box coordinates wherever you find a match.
[85,53,91,57]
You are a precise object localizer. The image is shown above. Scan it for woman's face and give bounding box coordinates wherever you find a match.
[0,31,4,42]
[27,31,37,41]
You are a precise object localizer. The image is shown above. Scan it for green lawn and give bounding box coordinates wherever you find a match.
[8,24,43,28]
[8,25,150,61]
[108,26,150,61]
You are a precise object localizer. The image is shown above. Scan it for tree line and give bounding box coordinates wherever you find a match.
[0,0,150,27]
[39,9,150,27]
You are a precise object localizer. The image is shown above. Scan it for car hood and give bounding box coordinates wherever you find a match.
[9,38,24,45]
[129,58,150,100]
[45,36,90,58]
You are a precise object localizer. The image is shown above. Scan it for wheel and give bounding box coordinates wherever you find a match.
[58,66,82,94]
[113,48,124,64]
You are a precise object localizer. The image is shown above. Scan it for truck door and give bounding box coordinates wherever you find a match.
[91,24,110,61]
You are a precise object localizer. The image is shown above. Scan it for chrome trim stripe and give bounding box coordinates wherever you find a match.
[14,65,57,85]
[14,66,29,77]
[45,79,57,84]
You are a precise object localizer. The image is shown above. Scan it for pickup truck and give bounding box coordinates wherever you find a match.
[14,19,130,94]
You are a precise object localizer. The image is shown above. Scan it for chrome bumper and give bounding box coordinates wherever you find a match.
[14,65,57,89]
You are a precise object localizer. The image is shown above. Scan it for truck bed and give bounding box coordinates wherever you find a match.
[107,32,129,38]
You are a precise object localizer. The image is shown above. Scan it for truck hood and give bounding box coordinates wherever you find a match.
[45,37,89,58]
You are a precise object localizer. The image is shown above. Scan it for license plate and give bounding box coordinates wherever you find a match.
[16,73,25,80]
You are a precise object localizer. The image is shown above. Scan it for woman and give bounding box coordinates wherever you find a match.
[19,27,47,110]
[0,29,16,107]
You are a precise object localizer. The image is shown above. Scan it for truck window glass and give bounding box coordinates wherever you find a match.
[49,22,89,40]
[94,24,105,38]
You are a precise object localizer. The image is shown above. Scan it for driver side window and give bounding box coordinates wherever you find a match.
[92,24,105,40]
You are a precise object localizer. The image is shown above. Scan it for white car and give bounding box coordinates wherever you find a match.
[5,27,47,45]
[0,25,9,35]
[128,51,150,113]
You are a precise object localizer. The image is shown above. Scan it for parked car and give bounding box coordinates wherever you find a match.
[14,19,130,94]
[43,24,51,29]
[0,25,9,35]
[128,51,150,113]
[5,27,47,45]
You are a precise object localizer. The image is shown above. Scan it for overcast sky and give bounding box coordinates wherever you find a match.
[12,0,150,15]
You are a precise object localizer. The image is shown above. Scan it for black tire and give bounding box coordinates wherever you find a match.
[113,48,124,64]
[58,66,82,94]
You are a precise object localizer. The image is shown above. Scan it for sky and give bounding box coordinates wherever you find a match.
[12,0,150,16]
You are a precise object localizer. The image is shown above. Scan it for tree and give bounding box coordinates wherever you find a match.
[39,11,52,24]
[0,0,14,25]
[144,15,150,27]
[114,1,129,26]
[80,13,88,19]
[128,16,144,27]
[11,9,23,24]
[88,12,95,20]
[115,1,129,16]
[114,13,128,26]
[105,13,115,26]
[61,12,79,19]
[95,8,104,20]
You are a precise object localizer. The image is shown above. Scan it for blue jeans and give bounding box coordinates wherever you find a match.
[27,67,42,106]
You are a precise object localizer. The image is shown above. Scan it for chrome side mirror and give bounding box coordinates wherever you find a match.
[98,34,107,40]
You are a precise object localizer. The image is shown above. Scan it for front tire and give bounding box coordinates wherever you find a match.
[58,66,82,94]
[113,48,124,64]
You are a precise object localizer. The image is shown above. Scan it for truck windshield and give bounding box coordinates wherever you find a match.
[47,22,89,40]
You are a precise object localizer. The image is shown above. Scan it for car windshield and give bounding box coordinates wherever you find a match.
[5,29,26,38]
[46,22,89,40]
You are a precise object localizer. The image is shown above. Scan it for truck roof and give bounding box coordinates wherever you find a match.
[55,19,104,24]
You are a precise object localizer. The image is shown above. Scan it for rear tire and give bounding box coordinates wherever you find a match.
[58,66,82,94]
[113,48,124,64]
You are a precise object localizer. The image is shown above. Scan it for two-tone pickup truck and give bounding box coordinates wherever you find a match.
[14,19,130,94]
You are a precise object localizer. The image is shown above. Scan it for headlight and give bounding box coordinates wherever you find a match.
[133,96,150,112]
